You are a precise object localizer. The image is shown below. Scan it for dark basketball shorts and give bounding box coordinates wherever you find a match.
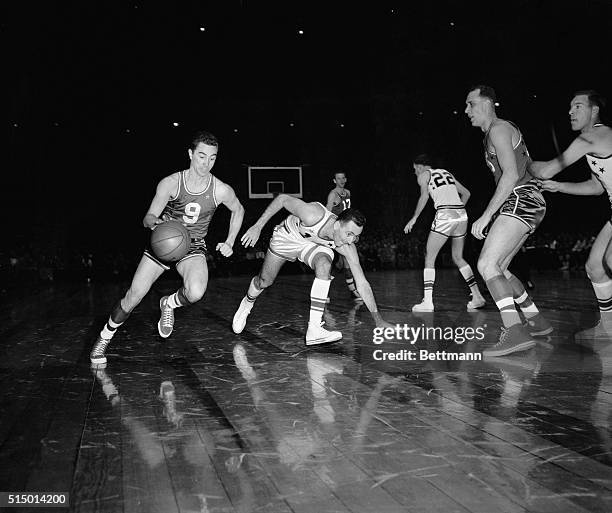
[498,181,546,234]
[430,206,468,238]
[144,238,208,271]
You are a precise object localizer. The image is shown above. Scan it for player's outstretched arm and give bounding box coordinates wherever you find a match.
[530,134,593,179]
[337,244,393,328]
[215,181,245,257]
[540,176,604,196]
[241,194,323,247]
[404,171,430,233]
[143,173,179,229]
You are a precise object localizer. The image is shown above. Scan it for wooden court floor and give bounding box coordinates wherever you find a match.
[1,269,611,512]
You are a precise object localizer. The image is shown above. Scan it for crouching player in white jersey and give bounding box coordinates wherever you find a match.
[404,154,486,312]
[531,90,612,343]
[232,195,393,345]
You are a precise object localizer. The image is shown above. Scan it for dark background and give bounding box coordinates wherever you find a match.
[4,0,612,256]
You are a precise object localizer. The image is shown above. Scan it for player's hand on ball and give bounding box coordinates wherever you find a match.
[146,217,164,230]
[241,225,262,247]
[471,215,490,240]
[216,242,233,257]
[539,179,560,192]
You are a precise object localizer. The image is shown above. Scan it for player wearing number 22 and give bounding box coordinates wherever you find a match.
[404,154,486,312]
[90,131,244,366]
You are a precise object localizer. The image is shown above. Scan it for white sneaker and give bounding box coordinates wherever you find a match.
[467,294,486,310]
[232,297,254,334]
[412,300,434,312]
[305,322,342,346]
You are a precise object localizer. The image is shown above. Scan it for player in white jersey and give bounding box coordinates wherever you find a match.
[404,154,486,311]
[531,90,612,342]
[89,131,244,366]
[231,195,392,345]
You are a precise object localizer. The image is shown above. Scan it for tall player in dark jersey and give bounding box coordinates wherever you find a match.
[531,90,612,343]
[90,131,244,366]
[325,172,362,301]
[465,85,552,357]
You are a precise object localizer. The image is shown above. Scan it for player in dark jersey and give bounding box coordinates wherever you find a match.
[326,172,352,215]
[325,172,362,301]
[90,131,244,366]
[531,90,612,344]
[465,85,552,357]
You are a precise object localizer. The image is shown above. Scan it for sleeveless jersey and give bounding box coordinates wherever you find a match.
[427,169,463,209]
[161,171,218,239]
[284,202,336,249]
[483,120,534,186]
[586,152,612,205]
[331,189,351,215]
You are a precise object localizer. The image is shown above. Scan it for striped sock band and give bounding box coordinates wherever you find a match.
[459,264,480,295]
[424,268,435,303]
[505,271,538,314]
[247,277,263,302]
[486,275,522,328]
[514,291,538,314]
[593,279,612,312]
[101,321,119,340]
[345,277,357,293]
[167,288,191,309]
[100,300,131,340]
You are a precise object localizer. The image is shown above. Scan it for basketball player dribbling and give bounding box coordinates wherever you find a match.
[90,131,244,366]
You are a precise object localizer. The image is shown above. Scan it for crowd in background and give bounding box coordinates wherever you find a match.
[1,228,597,302]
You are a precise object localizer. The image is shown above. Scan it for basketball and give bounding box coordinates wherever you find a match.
[150,221,191,262]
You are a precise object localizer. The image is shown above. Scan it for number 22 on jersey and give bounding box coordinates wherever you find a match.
[430,170,455,189]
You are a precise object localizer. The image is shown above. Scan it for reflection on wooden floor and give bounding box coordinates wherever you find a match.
[1,269,611,512]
